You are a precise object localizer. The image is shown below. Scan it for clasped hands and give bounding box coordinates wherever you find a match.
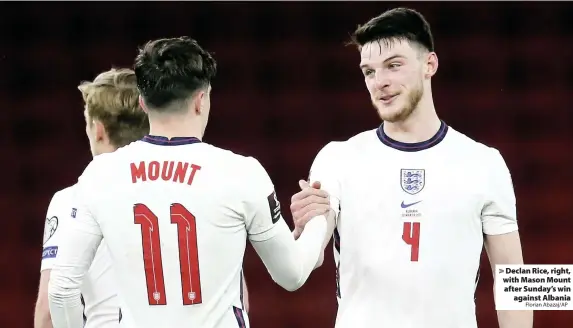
[290,180,331,239]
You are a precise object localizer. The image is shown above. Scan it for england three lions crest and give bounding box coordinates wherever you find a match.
[401,169,425,195]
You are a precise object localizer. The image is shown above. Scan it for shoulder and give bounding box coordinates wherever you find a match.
[446,127,510,182]
[313,128,377,163]
[77,143,141,184]
[239,156,271,184]
[446,126,505,160]
[193,143,275,190]
[184,143,269,177]
[203,142,269,169]
[79,152,115,181]
[49,185,76,208]
[207,143,260,165]
[199,146,277,199]
[44,185,76,245]
[346,128,379,145]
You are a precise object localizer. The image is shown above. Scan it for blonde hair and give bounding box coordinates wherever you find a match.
[78,68,149,147]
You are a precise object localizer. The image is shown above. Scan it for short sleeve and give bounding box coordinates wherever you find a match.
[481,148,518,235]
[40,189,73,271]
[308,142,344,219]
[243,157,285,242]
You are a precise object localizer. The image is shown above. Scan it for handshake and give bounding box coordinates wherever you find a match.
[290,179,332,239]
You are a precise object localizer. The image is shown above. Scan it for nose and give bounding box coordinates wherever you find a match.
[373,69,390,89]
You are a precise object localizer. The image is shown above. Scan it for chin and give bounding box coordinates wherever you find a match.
[376,105,405,122]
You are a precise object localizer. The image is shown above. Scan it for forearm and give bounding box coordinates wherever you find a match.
[252,216,327,291]
[497,309,533,328]
[293,209,337,268]
[46,232,98,328]
[34,299,53,328]
[494,272,533,328]
[48,278,85,328]
[487,233,532,328]
[316,209,336,268]
[242,273,249,313]
[281,215,328,285]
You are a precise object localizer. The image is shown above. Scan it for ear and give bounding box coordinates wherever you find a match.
[93,119,108,143]
[425,52,439,79]
[193,90,205,115]
[139,96,148,114]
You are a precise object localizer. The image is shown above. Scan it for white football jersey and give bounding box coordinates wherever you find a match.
[48,136,328,328]
[309,121,518,328]
[41,186,119,328]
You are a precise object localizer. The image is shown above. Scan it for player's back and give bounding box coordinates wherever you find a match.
[89,137,249,328]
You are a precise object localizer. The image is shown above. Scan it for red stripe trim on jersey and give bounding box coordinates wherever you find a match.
[333,227,340,253]
[80,294,87,324]
[233,306,247,328]
[239,271,245,309]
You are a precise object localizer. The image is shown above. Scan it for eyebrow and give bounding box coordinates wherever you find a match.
[359,55,405,70]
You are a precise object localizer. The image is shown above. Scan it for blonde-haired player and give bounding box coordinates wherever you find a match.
[34,68,149,328]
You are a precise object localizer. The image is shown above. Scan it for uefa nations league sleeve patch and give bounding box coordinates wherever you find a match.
[42,246,58,259]
[267,191,281,224]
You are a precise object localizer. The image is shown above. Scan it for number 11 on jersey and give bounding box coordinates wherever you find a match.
[134,203,203,306]
[402,222,421,262]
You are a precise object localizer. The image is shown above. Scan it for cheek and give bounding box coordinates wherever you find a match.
[365,79,376,94]
[400,68,422,85]
[391,71,409,83]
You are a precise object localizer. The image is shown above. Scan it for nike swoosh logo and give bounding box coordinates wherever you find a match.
[401,200,422,208]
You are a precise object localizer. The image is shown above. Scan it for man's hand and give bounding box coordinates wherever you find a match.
[290,180,330,239]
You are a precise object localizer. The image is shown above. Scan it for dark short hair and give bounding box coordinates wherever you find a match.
[134,36,217,112]
[350,8,434,52]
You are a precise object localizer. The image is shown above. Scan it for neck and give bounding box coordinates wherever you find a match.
[148,112,203,140]
[93,144,117,157]
[383,90,441,143]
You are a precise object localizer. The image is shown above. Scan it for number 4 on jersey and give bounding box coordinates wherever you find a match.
[402,222,421,262]
[134,203,202,306]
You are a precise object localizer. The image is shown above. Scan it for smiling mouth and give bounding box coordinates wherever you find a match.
[379,94,397,103]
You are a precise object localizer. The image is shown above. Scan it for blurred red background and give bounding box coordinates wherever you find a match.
[1,2,571,327]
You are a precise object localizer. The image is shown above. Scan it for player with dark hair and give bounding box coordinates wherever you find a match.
[134,37,218,114]
[290,8,533,328]
[47,37,334,328]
